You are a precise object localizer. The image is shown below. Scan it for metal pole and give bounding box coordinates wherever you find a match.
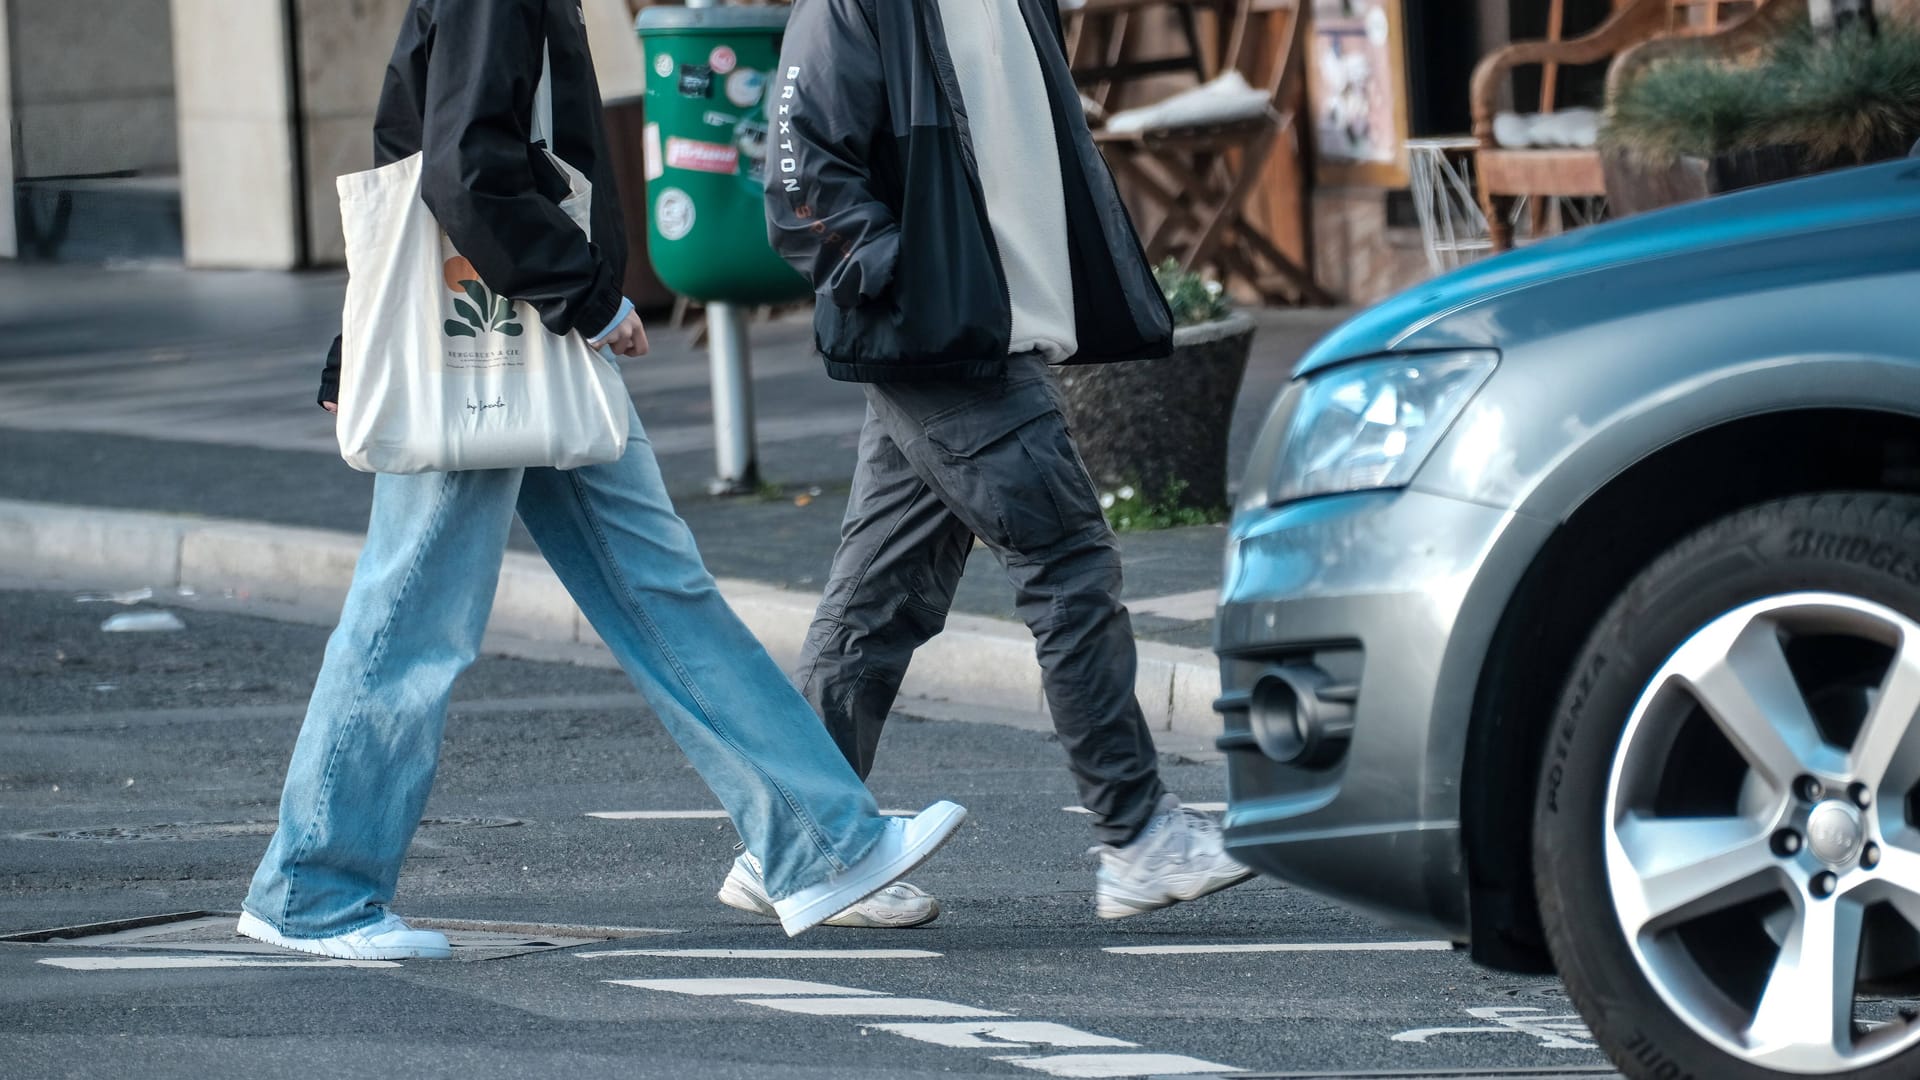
[706,301,760,495]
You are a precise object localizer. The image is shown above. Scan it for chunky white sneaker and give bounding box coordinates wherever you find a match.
[771,800,966,936]
[236,910,452,960]
[719,850,941,928]
[1092,795,1257,919]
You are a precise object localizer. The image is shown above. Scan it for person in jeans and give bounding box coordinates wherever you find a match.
[724,0,1254,927]
[238,0,964,960]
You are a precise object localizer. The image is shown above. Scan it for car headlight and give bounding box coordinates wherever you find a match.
[1242,352,1497,510]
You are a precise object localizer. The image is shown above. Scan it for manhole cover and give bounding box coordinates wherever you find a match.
[18,817,522,841]
[1,911,676,962]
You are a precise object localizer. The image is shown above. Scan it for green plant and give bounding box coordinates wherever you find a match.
[1604,23,1920,165]
[1153,260,1232,328]
[1098,479,1227,532]
[1772,25,1920,163]
[1604,56,1776,160]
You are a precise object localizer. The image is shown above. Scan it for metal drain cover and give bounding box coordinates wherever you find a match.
[18,817,522,842]
[1,911,675,962]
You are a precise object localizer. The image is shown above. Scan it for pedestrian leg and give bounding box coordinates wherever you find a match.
[243,467,523,938]
[796,404,975,778]
[514,403,912,902]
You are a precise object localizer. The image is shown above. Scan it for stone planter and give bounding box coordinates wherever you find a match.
[1602,144,1816,217]
[1055,312,1257,516]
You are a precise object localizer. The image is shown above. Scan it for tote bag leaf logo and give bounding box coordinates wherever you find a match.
[441,256,524,338]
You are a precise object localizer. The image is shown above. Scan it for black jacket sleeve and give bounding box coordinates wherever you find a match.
[764,0,900,308]
[419,0,622,339]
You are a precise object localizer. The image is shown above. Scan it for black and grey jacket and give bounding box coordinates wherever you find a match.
[319,0,628,405]
[765,0,1174,383]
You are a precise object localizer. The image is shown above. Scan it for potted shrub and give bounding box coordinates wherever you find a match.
[1056,262,1256,526]
[1602,22,1920,214]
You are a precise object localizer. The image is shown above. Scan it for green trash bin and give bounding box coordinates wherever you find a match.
[635,7,810,306]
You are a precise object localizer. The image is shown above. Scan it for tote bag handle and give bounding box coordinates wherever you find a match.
[531,43,555,148]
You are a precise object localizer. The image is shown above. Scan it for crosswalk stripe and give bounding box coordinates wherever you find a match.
[37,955,399,970]
[741,997,1007,1018]
[993,1052,1241,1077]
[587,809,917,820]
[1063,803,1224,815]
[580,948,940,960]
[1104,941,1452,955]
[605,977,880,996]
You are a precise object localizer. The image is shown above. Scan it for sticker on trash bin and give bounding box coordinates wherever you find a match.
[725,69,767,109]
[655,188,696,241]
[654,53,673,79]
[679,64,713,98]
[644,122,664,182]
[708,45,737,75]
[666,137,739,175]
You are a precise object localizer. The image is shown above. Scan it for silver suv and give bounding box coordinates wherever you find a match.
[1215,158,1920,1079]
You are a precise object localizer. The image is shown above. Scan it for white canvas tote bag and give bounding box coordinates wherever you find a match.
[334,44,630,474]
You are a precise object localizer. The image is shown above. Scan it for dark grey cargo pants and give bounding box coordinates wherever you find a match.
[796,354,1168,845]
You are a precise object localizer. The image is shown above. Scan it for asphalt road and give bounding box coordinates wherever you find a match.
[0,588,1618,1079]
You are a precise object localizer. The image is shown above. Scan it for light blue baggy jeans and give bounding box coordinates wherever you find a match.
[243,397,890,938]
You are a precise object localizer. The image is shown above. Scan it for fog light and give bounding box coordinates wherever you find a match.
[1247,665,1355,766]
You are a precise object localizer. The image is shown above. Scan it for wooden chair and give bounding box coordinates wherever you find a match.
[1471,0,1776,251]
[1092,0,1331,304]
[1063,0,1223,116]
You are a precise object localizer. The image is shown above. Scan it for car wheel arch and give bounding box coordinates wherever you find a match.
[1454,404,1920,974]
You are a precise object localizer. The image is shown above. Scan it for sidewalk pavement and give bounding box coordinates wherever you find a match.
[0,262,1350,741]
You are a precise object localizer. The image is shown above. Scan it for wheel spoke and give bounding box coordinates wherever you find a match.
[1677,617,1840,784]
[1870,834,1920,931]
[1747,893,1864,1067]
[1612,815,1783,937]
[1852,636,1920,795]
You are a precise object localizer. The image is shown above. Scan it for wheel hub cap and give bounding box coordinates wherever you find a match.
[1807,800,1865,866]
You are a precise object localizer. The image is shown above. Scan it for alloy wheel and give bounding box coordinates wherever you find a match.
[1606,592,1920,1073]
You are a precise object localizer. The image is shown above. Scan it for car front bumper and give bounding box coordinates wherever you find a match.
[1215,487,1553,941]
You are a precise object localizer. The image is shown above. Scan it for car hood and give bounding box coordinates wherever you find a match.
[1296,158,1920,377]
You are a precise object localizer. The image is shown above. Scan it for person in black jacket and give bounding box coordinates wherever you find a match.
[238,0,967,960]
[743,0,1255,925]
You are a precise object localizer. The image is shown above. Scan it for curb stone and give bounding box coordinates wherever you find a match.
[0,498,1224,741]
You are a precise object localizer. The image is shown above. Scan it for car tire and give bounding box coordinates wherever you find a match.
[1536,493,1920,1080]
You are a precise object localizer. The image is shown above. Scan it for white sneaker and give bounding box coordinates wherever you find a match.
[236,910,452,960]
[1092,795,1257,919]
[771,800,966,936]
[719,850,941,928]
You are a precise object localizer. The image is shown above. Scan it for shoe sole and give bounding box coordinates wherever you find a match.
[721,869,940,928]
[235,911,452,960]
[1096,865,1259,920]
[777,802,967,936]
[823,897,942,929]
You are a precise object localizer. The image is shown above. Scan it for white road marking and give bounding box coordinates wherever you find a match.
[874,1022,1135,1050]
[606,977,881,996]
[1063,803,1225,815]
[37,955,399,971]
[587,810,730,820]
[1126,589,1219,623]
[1392,1006,1595,1050]
[741,997,1007,1018]
[580,948,940,960]
[587,809,917,820]
[1104,941,1451,956]
[995,1052,1241,1077]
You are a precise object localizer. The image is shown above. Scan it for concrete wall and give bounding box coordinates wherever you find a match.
[172,0,300,269]
[0,0,15,258]
[8,0,177,178]
[292,0,643,265]
[293,0,410,265]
